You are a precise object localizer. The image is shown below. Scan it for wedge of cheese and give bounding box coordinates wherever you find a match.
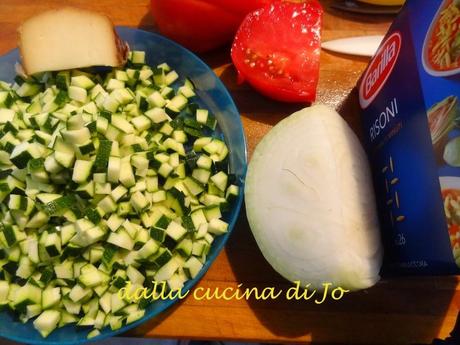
[18,7,129,75]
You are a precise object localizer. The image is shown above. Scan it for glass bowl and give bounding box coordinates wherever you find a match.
[0,27,247,345]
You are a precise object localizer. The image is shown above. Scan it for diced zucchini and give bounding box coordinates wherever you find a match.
[72,160,93,183]
[68,86,87,103]
[208,218,228,235]
[71,75,95,90]
[0,49,239,340]
[183,256,203,279]
[130,51,146,64]
[33,310,60,338]
[107,230,134,250]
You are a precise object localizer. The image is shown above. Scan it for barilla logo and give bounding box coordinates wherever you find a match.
[359,32,402,109]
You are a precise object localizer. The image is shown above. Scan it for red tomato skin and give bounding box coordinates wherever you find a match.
[150,0,270,53]
[231,0,323,103]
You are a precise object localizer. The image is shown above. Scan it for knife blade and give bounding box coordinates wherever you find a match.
[321,35,384,57]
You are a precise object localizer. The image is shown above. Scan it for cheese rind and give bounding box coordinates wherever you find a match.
[18,7,129,75]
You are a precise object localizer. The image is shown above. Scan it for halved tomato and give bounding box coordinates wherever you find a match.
[150,0,270,53]
[231,0,323,102]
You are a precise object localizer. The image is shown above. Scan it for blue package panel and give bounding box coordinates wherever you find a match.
[362,4,456,274]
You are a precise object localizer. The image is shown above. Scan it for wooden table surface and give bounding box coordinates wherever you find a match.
[1,1,459,344]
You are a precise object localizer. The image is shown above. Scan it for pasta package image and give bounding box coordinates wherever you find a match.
[359,0,460,274]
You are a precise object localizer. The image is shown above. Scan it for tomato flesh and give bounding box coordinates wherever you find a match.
[150,0,270,53]
[231,1,323,102]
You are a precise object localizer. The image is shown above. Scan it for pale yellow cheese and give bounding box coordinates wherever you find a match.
[18,7,129,75]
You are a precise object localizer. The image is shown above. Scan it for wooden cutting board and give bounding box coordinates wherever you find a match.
[0,0,458,344]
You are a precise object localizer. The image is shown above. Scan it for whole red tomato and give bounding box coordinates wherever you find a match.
[231,0,323,103]
[150,0,270,52]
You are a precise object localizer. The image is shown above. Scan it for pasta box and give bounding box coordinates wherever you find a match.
[359,0,460,274]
